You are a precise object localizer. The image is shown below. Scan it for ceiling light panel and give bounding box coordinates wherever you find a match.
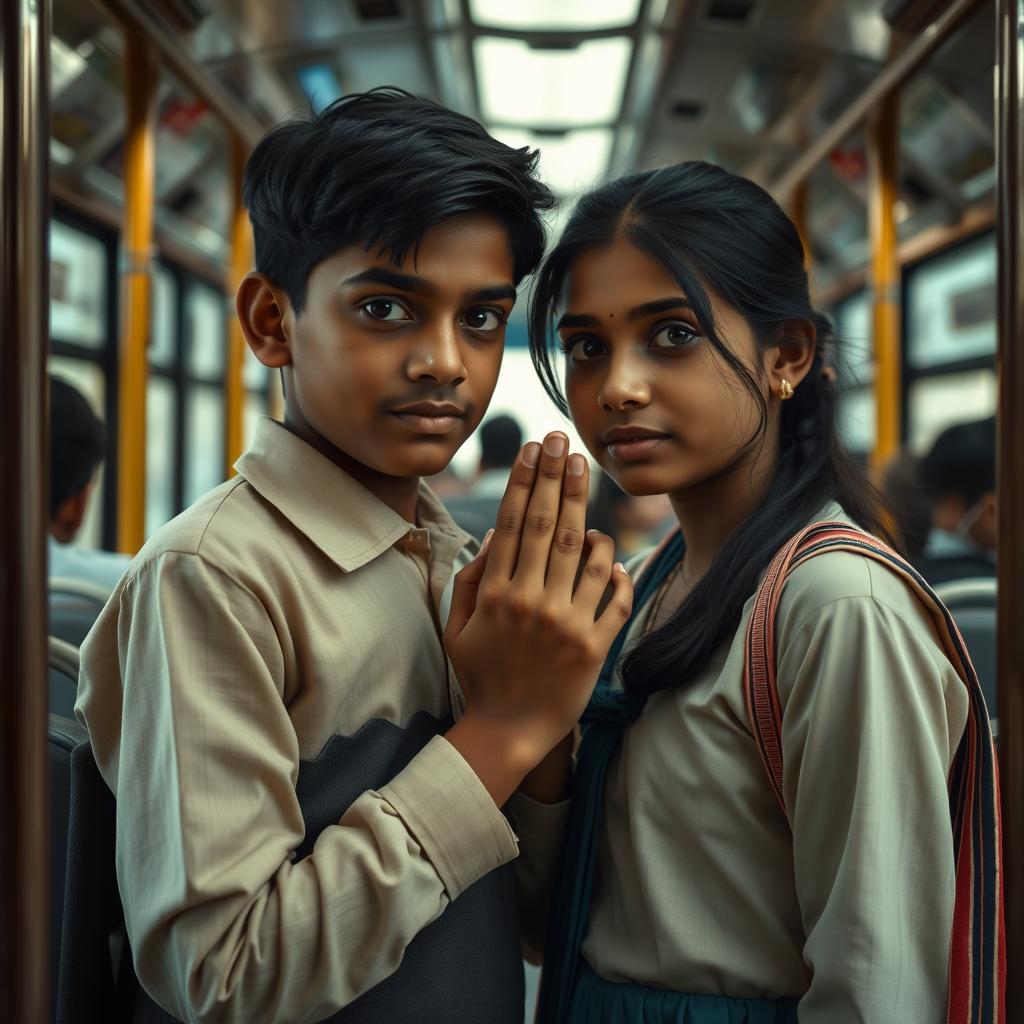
[492,127,614,196]
[475,36,633,127]
[469,0,641,30]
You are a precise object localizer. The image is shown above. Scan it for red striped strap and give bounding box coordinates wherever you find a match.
[743,521,1005,1024]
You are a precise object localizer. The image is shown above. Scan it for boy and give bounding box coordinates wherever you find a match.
[77,89,611,1023]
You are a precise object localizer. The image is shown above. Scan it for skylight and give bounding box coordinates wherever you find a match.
[469,0,641,31]
[474,36,633,127]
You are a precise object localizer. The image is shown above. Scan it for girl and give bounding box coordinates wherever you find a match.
[525,162,1003,1023]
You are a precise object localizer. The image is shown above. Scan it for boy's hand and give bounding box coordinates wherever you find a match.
[444,432,633,804]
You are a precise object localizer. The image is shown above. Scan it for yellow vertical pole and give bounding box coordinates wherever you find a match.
[866,92,901,475]
[225,134,252,475]
[117,23,157,553]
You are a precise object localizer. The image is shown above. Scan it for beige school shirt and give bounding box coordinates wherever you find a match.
[76,417,558,1024]
[540,507,969,1022]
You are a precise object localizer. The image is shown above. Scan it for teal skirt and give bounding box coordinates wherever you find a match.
[567,961,801,1024]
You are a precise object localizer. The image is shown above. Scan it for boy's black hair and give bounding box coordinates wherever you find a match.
[242,87,556,311]
[921,416,996,506]
[49,375,106,518]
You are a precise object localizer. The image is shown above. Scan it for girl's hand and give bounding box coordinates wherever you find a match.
[444,432,633,802]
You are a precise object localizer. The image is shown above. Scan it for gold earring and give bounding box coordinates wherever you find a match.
[778,379,794,400]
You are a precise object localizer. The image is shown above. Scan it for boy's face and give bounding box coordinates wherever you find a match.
[247,212,516,481]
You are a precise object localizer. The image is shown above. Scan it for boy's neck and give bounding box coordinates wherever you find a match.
[282,416,421,524]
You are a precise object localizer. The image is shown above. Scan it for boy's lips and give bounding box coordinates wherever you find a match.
[389,401,467,436]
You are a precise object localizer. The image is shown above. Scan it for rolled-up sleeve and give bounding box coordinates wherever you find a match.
[77,551,518,1024]
[777,589,969,1024]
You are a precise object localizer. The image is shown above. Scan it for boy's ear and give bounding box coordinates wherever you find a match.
[766,319,817,392]
[236,272,293,369]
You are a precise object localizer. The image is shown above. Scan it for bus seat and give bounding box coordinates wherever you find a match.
[56,736,136,1024]
[933,577,998,738]
[49,713,88,1023]
[49,636,79,719]
[49,578,108,649]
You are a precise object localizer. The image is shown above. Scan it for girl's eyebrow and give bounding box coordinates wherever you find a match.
[556,313,600,330]
[556,297,693,332]
[626,297,693,321]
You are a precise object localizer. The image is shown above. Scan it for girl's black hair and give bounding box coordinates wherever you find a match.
[243,87,556,312]
[528,161,896,700]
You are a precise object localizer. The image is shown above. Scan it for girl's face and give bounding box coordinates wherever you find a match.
[559,237,774,499]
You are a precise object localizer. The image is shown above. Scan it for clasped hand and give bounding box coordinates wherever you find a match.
[443,432,633,799]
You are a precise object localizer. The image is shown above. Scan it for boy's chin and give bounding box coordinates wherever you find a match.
[381,443,462,480]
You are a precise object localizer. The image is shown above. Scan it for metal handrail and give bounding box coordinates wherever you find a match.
[0,0,51,1018]
[769,0,989,202]
[90,0,269,149]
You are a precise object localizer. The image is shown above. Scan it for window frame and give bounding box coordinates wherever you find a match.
[49,203,120,550]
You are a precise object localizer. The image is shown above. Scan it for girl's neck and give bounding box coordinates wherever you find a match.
[669,433,779,582]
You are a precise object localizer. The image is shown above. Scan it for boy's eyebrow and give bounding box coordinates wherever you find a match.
[557,298,692,331]
[468,284,517,303]
[342,270,516,305]
[342,268,438,295]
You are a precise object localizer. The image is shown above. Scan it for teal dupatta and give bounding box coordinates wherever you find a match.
[536,531,799,1023]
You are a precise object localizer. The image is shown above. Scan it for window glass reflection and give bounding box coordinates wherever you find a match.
[184,385,225,505]
[50,220,106,347]
[187,284,226,379]
[146,376,177,538]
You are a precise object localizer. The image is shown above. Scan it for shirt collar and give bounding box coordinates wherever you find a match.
[235,418,472,573]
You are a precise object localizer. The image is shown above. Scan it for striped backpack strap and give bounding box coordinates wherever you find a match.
[743,520,1005,1024]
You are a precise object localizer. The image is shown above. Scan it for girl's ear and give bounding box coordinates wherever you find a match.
[765,319,817,395]
[236,272,294,369]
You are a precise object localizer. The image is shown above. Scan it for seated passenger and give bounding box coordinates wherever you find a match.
[881,449,932,562]
[48,374,130,594]
[76,89,632,1024]
[444,413,523,538]
[916,416,997,585]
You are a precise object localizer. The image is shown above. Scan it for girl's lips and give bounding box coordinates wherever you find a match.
[606,436,667,461]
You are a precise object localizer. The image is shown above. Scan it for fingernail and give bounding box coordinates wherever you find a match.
[482,528,494,552]
[614,562,628,575]
[522,442,541,467]
[567,454,586,476]
[544,433,567,457]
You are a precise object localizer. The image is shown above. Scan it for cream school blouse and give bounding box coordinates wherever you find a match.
[540,507,968,1023]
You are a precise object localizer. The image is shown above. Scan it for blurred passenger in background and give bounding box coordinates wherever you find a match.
[881,449,932,562]
[917,416,997,584]
[588,471,674,561]
[444,413,523,538]
[48,375,130,593]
